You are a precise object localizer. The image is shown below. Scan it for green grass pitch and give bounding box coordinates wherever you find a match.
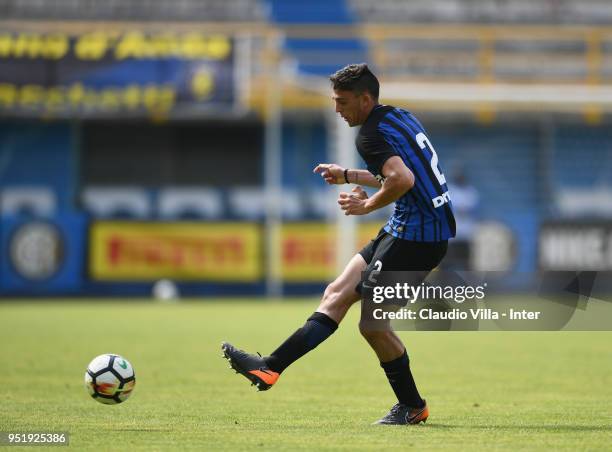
[1,299,611,450]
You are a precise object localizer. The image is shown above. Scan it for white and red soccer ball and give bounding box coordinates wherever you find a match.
[84,354,136,405]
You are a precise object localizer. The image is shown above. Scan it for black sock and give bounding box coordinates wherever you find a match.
[265,312,338,374]
[380,349,424,408]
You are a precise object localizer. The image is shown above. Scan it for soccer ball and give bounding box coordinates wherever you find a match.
[152,279,179,301]
[84,354,136,405]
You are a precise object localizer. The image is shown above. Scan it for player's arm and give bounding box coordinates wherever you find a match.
[345,169,381,188]
[364,156,414,211]
[338,156,414,215]
[313,164,381,188]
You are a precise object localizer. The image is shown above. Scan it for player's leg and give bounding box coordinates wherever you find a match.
[359,323,428,424]
[358,325,405,362]
[358,236,447,424]
[222,253,366,390]
[263,253,365,373]
[358,284,428,423]
[314,253,366,323]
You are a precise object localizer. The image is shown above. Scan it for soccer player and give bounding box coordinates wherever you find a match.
[222,63,455,425]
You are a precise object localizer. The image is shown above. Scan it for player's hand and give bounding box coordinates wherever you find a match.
[351,185,368,200]
[313,163,346,185]
[338,188,372,216]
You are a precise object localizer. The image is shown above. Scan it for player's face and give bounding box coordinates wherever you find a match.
[332,89,369,127]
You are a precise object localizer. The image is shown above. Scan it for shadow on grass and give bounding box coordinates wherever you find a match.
[426,424,612,432]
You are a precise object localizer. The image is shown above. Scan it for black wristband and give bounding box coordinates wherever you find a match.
[344,168,349,184]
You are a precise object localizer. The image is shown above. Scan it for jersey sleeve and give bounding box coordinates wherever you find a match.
[358,129,398,177]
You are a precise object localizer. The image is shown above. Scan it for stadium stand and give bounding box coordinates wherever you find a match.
[556,188,612,217]
[266,0,368,76]
[81,187,152,218]
[307,189,336,219]
[348,0,612,25]
[1,0,611,299]
[552,124,612,216]
[0,0,268,21]
[157,187,225,220]
[0,123,75,213]
[267,0,354,24]
[227,187,305,220]
[553,125,612,189]
[0,4,609,223]
[429,122,541,218]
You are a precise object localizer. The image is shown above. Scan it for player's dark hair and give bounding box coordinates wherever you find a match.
[330,63,379,100]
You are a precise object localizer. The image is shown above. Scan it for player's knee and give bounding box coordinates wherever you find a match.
[358,321,374,339]
[358,321,388,341]
[322,282,342,306]
[322,282,355,309]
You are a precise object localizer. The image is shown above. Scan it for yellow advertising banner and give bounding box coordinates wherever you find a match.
[358,223,384,249]
[280,222,383,282]
[90,222,261,281]
[280,223,335,281]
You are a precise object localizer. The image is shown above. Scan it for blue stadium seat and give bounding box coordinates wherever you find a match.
[266,0,355,24]
[553,125,612,189]
[427,123,541,217]
[265,0,369,76]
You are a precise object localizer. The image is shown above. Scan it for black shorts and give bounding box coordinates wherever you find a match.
[356,228,448,294]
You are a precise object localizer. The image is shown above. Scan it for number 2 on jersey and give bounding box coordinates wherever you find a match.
[416,132,446,186]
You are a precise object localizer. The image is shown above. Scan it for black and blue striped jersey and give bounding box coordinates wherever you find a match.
[356,105,456,242]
